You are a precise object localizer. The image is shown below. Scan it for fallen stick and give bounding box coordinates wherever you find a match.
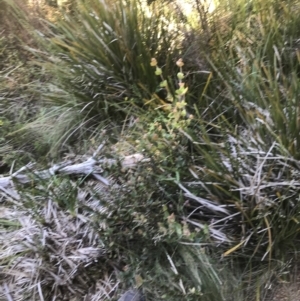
[0,143,149,198]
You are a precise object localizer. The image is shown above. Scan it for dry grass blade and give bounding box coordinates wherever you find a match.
[0,190,116,300]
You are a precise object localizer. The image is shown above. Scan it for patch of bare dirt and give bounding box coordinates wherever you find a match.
[266,264,300,301]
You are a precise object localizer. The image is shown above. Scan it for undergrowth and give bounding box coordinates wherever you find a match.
[1,0,300,300]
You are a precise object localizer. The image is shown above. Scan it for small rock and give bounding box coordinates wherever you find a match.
[118,289,145,301]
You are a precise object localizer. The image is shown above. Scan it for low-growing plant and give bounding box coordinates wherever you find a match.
[149,57,189,121]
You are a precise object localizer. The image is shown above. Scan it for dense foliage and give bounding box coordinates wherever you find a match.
[1,0,300,300]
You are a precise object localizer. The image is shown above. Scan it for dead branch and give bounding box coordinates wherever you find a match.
[0,146,149,200]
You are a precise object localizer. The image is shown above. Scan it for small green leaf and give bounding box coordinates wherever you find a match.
[175,223,182,236]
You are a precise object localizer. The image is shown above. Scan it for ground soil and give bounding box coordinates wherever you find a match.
[266,264,300,301]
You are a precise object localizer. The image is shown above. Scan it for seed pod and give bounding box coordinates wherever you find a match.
[155,68,162,76]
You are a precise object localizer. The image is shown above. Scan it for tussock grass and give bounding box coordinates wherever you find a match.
[20,0,185,156]
[169,0,300,296]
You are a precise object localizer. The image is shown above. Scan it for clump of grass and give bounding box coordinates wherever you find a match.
[148,0,300,296]
[116,0,300,296]
[157,0,300,259]
[0,0,54,164]
[21,0,185,155]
